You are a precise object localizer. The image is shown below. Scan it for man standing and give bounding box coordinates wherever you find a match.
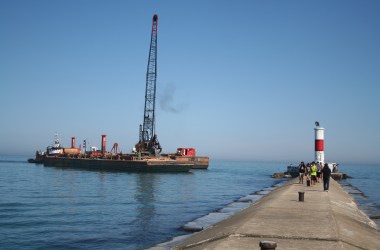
[322,163,332,192]
[310,162,318,186]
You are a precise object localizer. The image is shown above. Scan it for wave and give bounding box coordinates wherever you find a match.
[0,160,29,163]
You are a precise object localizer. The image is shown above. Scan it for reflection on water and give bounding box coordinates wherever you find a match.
[133,174,157,244]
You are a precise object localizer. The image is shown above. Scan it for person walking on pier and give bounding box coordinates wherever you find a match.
[305,163,311,186]
[316,161,322,183]
[310,162,318,186]
[298,162,306,184]
[322,163,332,192]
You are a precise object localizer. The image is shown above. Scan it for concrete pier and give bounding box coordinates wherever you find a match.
[174,179,379,249]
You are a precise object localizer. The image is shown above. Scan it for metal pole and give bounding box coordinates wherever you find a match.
[259,240,277,250]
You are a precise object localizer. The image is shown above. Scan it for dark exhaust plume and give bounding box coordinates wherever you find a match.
[159,83,187,113]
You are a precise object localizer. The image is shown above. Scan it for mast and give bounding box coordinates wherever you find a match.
[139,14,161,155]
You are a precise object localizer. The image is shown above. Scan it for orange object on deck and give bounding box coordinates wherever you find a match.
[177,148,196,157]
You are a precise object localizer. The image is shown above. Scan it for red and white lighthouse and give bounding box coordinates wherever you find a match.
[314,122,325,164]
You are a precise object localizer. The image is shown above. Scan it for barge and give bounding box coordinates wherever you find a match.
[29,15,209,172]
[43,155,193,173]
[30,135,208,172]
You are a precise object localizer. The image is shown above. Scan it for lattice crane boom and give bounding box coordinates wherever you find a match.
[138,14,161,155]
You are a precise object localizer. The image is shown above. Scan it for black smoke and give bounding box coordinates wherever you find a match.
[159,83,187,113]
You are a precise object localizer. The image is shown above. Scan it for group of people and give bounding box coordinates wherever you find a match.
[298,161,332,192]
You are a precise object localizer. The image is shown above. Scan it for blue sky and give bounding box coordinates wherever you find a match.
[1,1,379,164]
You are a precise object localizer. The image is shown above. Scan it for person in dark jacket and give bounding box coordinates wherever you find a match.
[322,163,332,192]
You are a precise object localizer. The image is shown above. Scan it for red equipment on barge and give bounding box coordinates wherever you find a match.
[165,148,208,169]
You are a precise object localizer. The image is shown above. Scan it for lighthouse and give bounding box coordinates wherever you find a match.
[314,122,325,165]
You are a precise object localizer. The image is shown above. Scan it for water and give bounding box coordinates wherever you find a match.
[339,163,380,228]
[0,156,379,249]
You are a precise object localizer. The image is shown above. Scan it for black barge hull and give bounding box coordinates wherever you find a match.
[43,156,193,173]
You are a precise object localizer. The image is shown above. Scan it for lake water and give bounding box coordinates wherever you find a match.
[339,163,380,226]
[0,155,378,249]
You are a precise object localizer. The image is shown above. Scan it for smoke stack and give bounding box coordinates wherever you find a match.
[71,137,75,148]
[101,135,106,154]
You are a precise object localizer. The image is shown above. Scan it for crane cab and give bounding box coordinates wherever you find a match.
[176,148,196,157]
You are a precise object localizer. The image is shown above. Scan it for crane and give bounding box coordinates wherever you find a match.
[136,14,162,155]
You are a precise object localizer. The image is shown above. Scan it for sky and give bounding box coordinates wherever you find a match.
[1,0,379,164]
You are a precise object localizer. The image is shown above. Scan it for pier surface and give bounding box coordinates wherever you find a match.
[174,179,379,249]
